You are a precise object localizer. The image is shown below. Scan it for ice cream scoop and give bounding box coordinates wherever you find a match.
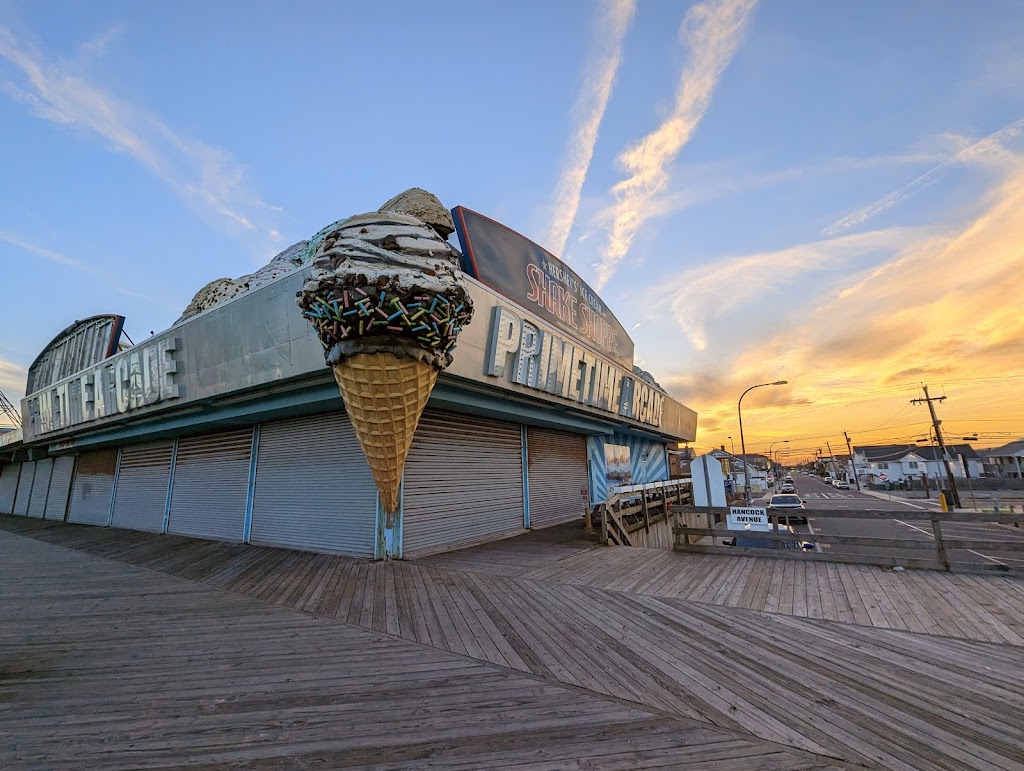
[296,190,473,513]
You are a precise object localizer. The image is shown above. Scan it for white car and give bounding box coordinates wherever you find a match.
[768,493,806,524]
[833,479,850,490]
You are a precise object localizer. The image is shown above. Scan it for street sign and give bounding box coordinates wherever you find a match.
[727,506,770,532]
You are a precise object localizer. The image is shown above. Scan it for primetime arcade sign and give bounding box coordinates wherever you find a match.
[486,306,664,428]
[24,337,181,437]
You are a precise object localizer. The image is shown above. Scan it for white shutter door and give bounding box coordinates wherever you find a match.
[403,409,524,558]
[27,458,54,519]
[250,412,377,557]
[111,440,174,533]
[0,463,21,514]
[13,461,36,516]
[68,450,118,525]
[44,456,75,521]
[527,427,590,529]
[166,428,252,542]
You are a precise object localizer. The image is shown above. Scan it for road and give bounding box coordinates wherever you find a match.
[764,473,1024,569]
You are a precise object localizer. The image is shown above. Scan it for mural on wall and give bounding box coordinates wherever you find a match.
[589,435,670,503]
[604,443,633,487]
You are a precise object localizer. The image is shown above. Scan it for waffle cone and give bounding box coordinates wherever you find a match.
[332,352,438,513]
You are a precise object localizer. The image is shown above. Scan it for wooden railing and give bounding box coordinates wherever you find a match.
[599,481,692,546]
[672,505,1024,575]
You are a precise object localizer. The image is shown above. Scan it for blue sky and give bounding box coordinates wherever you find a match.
[2,0,1023,457]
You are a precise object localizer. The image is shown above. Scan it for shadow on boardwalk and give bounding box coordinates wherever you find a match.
[3,515,1023,770]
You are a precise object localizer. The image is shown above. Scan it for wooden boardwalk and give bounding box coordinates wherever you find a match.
[521,543,1024,645]
[3,516,1024,769]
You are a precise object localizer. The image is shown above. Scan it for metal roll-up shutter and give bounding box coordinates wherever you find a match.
[44,456,75,521]
[27,458,54,519]
[166,428,252,542]
[403,409,524,558]
[110,440,174,533]
[0,463,21,514]
[13,461,36,516]
[250,412,376,557]
[527,427,590,530]
[68,449,118,525]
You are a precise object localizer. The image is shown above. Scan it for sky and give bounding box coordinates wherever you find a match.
[1,0,1023,462]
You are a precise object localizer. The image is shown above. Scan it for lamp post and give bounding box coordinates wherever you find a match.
[774,446,789,469]
[768,440,789,479]
[739,380,788,504]
[728,436,735,455]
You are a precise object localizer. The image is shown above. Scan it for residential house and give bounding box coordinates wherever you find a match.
[849,444,982,486]
[979,440,1024,479]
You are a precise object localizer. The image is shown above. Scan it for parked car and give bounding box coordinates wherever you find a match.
[833,479,850,490]
[768,493,806,524]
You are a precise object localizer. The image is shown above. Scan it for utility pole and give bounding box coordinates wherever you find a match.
[911,385,961,508]
[825,440,841,480]
[843,431,861,490]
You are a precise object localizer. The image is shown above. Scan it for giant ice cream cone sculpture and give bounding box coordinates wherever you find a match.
[297,190,473,512]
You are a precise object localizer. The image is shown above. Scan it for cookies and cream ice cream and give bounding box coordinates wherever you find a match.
[296,189,473,513]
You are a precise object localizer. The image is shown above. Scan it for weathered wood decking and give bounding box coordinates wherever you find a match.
[3,516,1024,770]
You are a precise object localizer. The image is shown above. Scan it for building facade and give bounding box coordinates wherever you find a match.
[0,204,697,560]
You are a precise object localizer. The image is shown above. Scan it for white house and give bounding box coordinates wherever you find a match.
[980,440,1024,479]
[849,444,982,486]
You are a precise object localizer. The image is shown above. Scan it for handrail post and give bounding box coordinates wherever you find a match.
[642,492,650,531]
[600,503,609,545]
[930,512,951,571]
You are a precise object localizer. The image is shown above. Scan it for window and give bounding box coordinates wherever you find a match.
[878,462,888,469]
[908,461,919,469]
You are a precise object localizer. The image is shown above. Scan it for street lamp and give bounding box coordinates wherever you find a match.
[774,445,789,469]
[738,380,789,504]
[728,436,735,455]
[768,440,789,478]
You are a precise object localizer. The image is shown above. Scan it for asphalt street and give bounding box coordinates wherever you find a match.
[763,474,1024,569]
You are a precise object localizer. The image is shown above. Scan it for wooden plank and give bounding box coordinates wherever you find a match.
[674,505,1024,524]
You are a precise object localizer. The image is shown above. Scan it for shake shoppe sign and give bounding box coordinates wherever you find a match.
[453,206,634,370]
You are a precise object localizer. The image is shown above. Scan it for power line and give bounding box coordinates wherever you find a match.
[0,388,21,427]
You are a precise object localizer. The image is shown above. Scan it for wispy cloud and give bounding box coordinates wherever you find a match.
[80,23,125,58]
[0,25,282,242]
[638,150,947,221]
[0,358,27,412]
[643,226,923,350]
[0,230,82,268]
[0,230,174,305]
[546,0,635,259]
[594,0,757,288]
[824,116,1024,235]
[656,156,1024,451]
